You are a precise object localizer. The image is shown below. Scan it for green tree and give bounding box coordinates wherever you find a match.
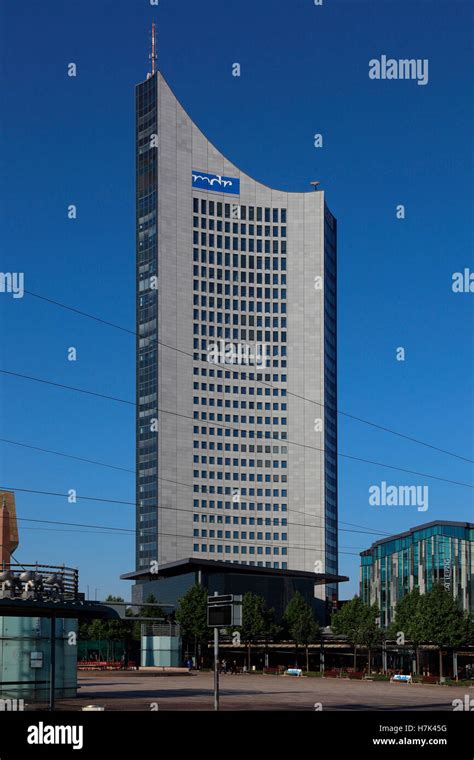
[175,584,208,665]
[78,595,135,662]
[331,596,379,671]
[389,588,425,674]
[132,593,165,640]
[283,592,320,671]
[239,593,276,670]
[360,604,382,675]
[421,584,471,680]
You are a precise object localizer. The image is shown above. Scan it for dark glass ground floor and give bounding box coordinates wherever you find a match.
[125,558,348,625]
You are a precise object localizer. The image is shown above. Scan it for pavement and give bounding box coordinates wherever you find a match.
[43,672,474,711]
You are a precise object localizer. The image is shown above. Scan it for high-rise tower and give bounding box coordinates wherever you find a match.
[135,42,338,607]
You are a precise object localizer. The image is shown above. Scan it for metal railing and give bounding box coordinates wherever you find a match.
[141,622,180,637]
[0,563,79,601]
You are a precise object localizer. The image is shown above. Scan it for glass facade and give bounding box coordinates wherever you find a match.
[324,204,338,600]
[132,568,325,623]
[136,74,158,568]
[360,522,474,627]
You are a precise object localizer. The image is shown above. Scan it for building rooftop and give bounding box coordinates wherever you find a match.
[121,558,348,585]
[360,520,473,556]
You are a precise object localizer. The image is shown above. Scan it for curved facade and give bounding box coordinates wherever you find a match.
[136,71,338,604]
[361,521,474,627]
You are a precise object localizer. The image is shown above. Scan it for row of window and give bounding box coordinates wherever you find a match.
[195,504,287,512]
[194,529,287,541]
[194,466,288,484]
[193,411,288,434]
[193,274,285,288]
[193,443,288,453]
[197,347,286,364]
[194,514,287,524]
[193,543,288,557]
[193,299,287,315]
[192,402,287,412]
[194,300,287,313]
[194,357,287,368]
[193,380,287,393]
[193,367,285,382]
[193,416,287,429]
[194,328,286,345]
[193,471,288,482]
[193,198,287,224]
[194,218,287,239]
[193,542,289,557]
[193,238,288,256]
[193,385,286,397]
[193,296,286,312]
[193,457,287,466]
[193,280,286,299]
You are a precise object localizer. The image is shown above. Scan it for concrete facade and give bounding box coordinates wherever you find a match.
[136,71,338,606]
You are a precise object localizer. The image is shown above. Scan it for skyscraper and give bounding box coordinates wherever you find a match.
[135,46,338,607]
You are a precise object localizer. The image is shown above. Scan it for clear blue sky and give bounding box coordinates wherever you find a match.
[0,0,472,600]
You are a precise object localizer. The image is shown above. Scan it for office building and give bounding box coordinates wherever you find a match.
[360,521,474,627]
[134,36,338,611]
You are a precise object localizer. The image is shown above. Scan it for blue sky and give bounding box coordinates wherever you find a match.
[0,0,472,600]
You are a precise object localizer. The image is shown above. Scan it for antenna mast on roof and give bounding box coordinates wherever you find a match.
[149,22,157,77]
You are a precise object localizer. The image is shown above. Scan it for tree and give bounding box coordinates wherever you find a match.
[239,593,276,670]
[132,593,165,640]
[421,584,471,680]
[283,592,320,671]
[389,588,425,674]
[79,595,129,641]
[78,595,135,662]
[175,584,208,665]
[360,604,382,675]
[140,593,164,618]
[331,596,379,671]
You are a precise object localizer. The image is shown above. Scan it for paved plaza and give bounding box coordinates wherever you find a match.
[44,672,473,711]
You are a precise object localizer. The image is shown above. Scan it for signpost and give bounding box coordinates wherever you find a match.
[207,593,242,710]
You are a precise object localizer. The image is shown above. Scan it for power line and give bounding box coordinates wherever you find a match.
[12,497,359,555]
[8,485,471,564]
[0,485,135,507]
[24,288,474,465]
[0,438,134,474]
[0,441,399,541]
[1,371,472,489]
[18,516,471,563]
[0,369,133,406]
[20,526,133,537]
[25,289,136,336]
[17,517,133,533]
[0,435,392,540]
[16,515,362,555]
[30,524,474,564]
[9,551,27,571]
[0,483,429,539]
[6,473,391,540]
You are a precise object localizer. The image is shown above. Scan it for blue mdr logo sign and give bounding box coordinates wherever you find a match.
[192,170,240,195]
